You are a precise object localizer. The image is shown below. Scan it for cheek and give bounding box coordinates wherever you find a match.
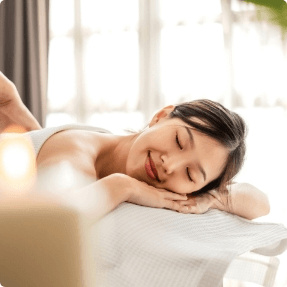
[208,153,229,180]
[125,146,147,181]
[161,176,196,194]
[126,151,139,175]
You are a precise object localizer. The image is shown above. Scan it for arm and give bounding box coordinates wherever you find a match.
[52,172,188,225]
[0,72,42,132]
[178,183,270,220]
[210,183,270,220]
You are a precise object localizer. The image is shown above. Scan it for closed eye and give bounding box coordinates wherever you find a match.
[175,133,182,150]
[186,168,193,182]
[176,133,193,182]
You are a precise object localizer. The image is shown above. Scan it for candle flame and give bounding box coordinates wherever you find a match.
[0,124,37,196]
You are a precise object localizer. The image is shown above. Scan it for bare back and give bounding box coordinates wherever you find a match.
[36,129,100,178]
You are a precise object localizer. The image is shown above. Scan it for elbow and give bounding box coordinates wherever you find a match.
[229,183,271,220]
[260,192,271,217]
[249,194,270,220]
[262,195,271,216]
[245,184,271,220]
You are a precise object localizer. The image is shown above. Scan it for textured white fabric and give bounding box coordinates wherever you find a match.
[22,125,287,287]
[224,251,280,287]
[93,203,287,287]
[25,124,111,157]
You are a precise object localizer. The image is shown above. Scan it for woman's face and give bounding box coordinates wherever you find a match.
[125,107,229,194]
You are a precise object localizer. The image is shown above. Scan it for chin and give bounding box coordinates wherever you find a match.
[127,168,145,183]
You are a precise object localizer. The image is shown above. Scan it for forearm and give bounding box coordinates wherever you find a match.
[73,173,186,223]
[210,183,270,220]
[68,174,130,225]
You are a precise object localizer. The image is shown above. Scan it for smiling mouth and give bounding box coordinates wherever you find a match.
[145,151,160,182]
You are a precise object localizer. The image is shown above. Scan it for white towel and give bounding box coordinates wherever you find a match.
[25,124,111,156]
[93,203,287,287]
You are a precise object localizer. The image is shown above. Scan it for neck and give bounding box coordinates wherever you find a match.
[94,132,138,179]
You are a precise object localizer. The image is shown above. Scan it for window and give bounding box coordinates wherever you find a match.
[48,0,287,128]
[48,0,141,134]
[160,0,225,105]
[48,1,287,285]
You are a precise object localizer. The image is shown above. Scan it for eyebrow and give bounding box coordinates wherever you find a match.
[184,126,207,182]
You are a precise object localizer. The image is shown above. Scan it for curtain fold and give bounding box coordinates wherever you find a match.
[0,0,49,127]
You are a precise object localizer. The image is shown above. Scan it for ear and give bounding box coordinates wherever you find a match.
[149,105,175,127]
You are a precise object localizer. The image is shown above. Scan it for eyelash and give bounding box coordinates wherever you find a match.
[186,168,193,182]
[175,133,182,149]
[176,133,193,182]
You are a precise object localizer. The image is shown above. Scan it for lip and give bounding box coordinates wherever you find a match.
[145,152,160,182]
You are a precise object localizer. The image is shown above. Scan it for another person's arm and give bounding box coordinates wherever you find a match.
[0,71,42,132]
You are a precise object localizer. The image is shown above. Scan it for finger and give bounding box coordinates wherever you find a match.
[162,191,187,201]
[163,200,180,211]
[177,200,189,206]
[180,206,194,214]
[188,205,201,214]
[179,205,190,213]
[157,188,187,196]
[187,204,209,214]
[177,198,196,206]
[179,204,203,214]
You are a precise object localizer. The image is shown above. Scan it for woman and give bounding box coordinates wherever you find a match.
[0,72,270,222]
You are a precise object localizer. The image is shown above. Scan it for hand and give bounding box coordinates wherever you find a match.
[112,173,188,212]
[0,72,42,132]
[177,191,218,214]
[0,72,22,108]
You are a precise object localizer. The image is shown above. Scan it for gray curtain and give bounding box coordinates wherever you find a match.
[0,0,49,127]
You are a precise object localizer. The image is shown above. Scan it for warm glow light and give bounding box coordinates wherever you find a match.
[0,124,37,196]
[2,143,30,178]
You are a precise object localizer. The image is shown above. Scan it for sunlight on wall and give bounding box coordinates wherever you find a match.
[234,108,287,224]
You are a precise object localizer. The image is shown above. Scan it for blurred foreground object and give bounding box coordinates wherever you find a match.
[0,124,36,195]
[0,195,95,287]
[0,127,97,287]
[242,0,287,33]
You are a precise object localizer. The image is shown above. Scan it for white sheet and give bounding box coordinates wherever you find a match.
[93,203,287,287]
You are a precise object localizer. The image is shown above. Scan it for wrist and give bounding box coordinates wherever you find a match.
[105,173,132,202]
[208,190,226,211]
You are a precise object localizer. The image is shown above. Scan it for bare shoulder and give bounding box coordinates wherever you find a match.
[36,129,102,178]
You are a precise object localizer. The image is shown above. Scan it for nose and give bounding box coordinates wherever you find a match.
[160,154,185,176]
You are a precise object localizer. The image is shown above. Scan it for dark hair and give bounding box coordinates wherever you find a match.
[168,99,247,208]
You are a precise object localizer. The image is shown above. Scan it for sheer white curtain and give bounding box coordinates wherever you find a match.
[48,0,141,134]
[48,1,287,285]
